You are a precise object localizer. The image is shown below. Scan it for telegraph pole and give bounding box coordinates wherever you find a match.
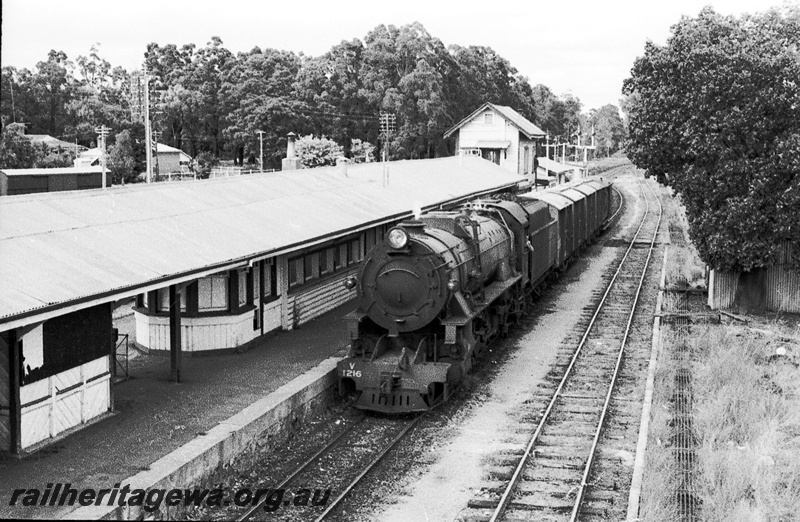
[379,112,396,186]
[143,65,154,183]
[95,125,111,188]
[256,130,265,172]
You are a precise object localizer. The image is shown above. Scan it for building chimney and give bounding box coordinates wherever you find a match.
[336,156,349,177]
[281,132,302,171]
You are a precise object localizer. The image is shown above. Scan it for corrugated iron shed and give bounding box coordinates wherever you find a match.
[0,156,520,328]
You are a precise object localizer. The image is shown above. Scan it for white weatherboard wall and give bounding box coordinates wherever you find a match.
[19,356,111,450]
[135,310,262,353]
[134,270,354,352]
[286,268,358,328]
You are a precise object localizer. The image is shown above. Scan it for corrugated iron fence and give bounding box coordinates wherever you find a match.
[709,241,800,313]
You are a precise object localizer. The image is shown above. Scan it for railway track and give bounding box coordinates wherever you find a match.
[465,177,662,521]
[236,414,420,521]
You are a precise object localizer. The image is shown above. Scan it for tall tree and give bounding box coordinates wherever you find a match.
[623,6,800,271]
[31,50,76,136]
[590,104,625,157]
[0,123,37,168]
[221,47,302,166]
[107,129,137,184]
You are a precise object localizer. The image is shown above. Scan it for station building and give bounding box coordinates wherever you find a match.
[0,156,522,454]
[444,102,546,177]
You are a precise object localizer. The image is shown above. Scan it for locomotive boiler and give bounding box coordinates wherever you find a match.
[337,180,613,413]
[337,201,528,412]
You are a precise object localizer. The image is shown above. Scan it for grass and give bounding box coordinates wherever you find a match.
[639,189,800,521]
[665,244,706,290]
[692,326,800,522]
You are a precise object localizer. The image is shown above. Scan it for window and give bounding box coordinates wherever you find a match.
[320,248,334,276]
[349,238,362,265]
[524,146,530,174]
[484,112,493,125]
[305,253,321,282]
[238,269,248,307]
[157,287,187,313]
[253,263,261,303]
[336,244,348,269]
[289,257,304,288]
[198,274,228,311]
[264,261,277,298]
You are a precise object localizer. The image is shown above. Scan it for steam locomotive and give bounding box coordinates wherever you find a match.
[337,180,613,413]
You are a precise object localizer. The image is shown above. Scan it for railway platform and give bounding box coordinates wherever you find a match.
[0,301,354,520]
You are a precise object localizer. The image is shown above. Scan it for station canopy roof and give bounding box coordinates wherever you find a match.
[474,140,512,149]
[0,156,521,329]
[537,157,576,174]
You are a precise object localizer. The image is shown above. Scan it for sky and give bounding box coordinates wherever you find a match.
[0,0,790,112]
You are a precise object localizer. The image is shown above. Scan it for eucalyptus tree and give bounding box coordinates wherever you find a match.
[624,6,800,271]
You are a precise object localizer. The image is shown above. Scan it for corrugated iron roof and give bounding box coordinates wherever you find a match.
[0,156,520,326]
[537,157,575,174]
[444,102,546,139]
[492,105,546,139]
[25,134,88,151]
[1,166,105,176]
[521,191,574,210]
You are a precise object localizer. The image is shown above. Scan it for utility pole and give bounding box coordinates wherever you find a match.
[379,112,396,186]
[95,125,111,188]
[256,130,265,172]
[143,65,153,183]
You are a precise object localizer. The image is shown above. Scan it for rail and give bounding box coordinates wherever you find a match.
[236,415,420,522]
[488,177,662,521]
[313,416,421,521]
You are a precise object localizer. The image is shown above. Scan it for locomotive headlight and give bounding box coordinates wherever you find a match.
[387,228,409,249]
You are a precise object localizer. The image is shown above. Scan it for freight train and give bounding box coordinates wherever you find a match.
[337,180,613,413]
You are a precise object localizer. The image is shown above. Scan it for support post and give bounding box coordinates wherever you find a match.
[8,329,21,455]
[169,284,182,382]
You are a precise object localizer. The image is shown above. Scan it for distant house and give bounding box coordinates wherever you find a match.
[76,148,102,167]
[156,143,192,175]
[23,133,87,155]
[77,143,193,176]
[444,102,546,176]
